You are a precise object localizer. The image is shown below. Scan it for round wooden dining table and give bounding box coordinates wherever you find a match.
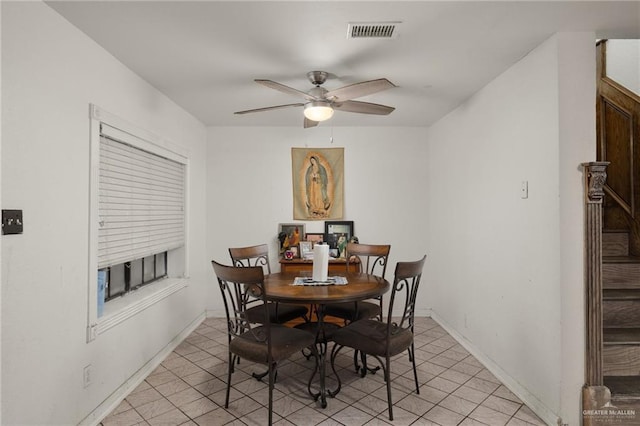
[263,271,390,408]
[264,271,389,304]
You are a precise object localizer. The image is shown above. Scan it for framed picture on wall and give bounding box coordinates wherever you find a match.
[324,221,354,251]
[278,223,305,253]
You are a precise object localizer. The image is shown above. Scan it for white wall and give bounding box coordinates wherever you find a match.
[426,33,594,425]
[606,40,640,95]
[205,126,429,315]
[558,32,596,426]
[1,3,208,424]
[1,3,597,424]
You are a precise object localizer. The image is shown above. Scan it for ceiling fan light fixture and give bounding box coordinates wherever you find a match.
[304,101,334,122]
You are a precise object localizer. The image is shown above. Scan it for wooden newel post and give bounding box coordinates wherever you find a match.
[582,162,610,426]
[583,161,608,387]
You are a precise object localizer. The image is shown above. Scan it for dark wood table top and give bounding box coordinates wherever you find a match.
[264,271,389,304]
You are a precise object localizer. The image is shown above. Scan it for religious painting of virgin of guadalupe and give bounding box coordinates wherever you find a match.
[291,148,344,220]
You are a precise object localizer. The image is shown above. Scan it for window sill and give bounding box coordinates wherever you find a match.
[94,277,188,338]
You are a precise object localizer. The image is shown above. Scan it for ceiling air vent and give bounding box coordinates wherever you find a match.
[347,22,401,39]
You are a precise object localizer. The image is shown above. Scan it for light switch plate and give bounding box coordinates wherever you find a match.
[2,209,23,235]
[521,181,529,199]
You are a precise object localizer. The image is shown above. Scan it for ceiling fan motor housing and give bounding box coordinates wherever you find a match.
[307,71,328,86]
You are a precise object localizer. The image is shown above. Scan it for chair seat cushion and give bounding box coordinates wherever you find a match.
[230,325,316,364]
[331,319,413,357]
[324,301,381,322]
[245,303,308,324]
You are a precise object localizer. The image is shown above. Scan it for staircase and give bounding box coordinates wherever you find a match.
[602,230,640,407]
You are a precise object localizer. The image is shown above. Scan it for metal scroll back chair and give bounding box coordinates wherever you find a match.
[324,243,391,323]
[329,255,427,421]
[229,244,309,324]
[323,243,391,376]
[211,260,318,426]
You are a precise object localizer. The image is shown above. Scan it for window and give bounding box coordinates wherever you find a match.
[88,105,189,341]
[101,252,167,300]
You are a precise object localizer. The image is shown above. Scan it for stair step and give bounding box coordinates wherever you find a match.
[609,397,640,424]
[604,289,640,300]
[605,328,640,345]
[604,345,640,376]
[603,230,630,257]
[605,376,640,397]
[603,258,640,289]
[604,299,640,328]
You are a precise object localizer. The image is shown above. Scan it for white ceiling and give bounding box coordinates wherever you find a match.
[47,1,640,128]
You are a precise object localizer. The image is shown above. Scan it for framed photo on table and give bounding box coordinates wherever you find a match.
[278,223,305,253]
[324,220,354,252]
[299,241,313,259]
[305,233,324,246]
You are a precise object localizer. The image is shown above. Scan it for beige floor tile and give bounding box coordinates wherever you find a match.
[465,377,500,394]
[475,369,501,384]
[481,395,522,416]
[154,378,192,397]
[451,385,490,404]
[192,406,238,425]
[182,370,215,386]
[146,371,180,388]
[110,399,133,416]
[166,387,205,408]
[514,405,547,425]
[440,348,469,362]
[102,408,145,426]
[450,362,483,376]
[353,394,389,416]
[377,406,419,426]
[146,407,190,426]
[425,376,460,394]
[469,405,512,426]
[438,394,479,416]
[99,317,550,426]
[417,385,449,404]
[493,385,522,404]
[363,418,394,426]
[282,406,329,425]
[459,418,489,425]
[271,395,307,417]
[192,378,227,397]
[135,397,175,420]
[423,405,465,426]
[179,397,218,419]
[126,388,164,408]
[332,406,374,426]
[507,418,539,426]
[439,368,473,385]
[395,393,435,416]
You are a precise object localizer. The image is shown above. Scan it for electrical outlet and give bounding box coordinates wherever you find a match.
[83,364,93,388]
[86,324,97,342]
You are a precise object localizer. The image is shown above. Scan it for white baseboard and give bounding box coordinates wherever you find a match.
[79,312,206,426]
[429,311,558,426]
[206,309,225,318]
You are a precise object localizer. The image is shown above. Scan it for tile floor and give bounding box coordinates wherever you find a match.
[101,317,547,426]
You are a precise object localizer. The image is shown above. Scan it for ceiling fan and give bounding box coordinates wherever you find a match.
[234,71,396,128]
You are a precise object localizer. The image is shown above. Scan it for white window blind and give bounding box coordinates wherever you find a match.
[98,129,185,269]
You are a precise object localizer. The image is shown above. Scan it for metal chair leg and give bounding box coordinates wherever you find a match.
[225,353,233,408]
